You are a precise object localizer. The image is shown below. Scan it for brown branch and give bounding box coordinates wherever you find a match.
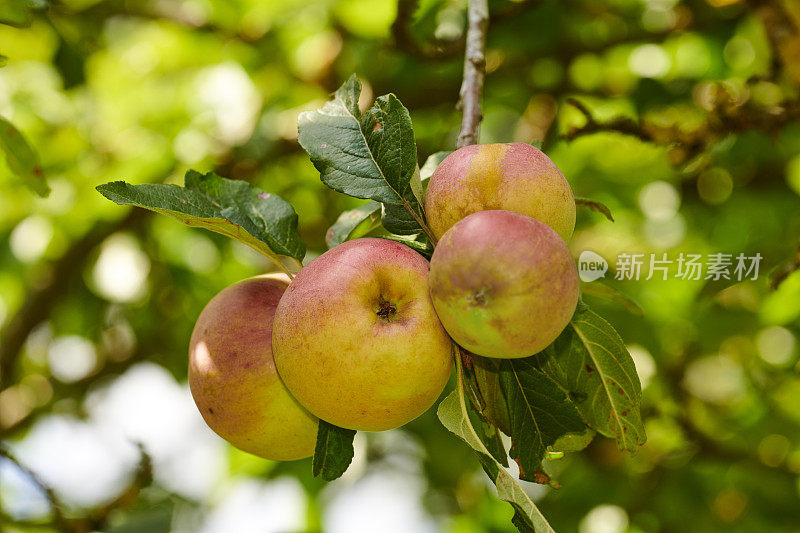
[562,98,654,143]
[456,0,489,148]
[562,93,800,170]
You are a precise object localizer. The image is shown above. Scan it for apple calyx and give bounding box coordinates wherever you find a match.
[467,287,491,307]
[376,297,398,322]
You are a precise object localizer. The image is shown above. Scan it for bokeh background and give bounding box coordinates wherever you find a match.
[2,0,800,531]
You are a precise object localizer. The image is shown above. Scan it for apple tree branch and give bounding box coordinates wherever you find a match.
[456,0,489,149]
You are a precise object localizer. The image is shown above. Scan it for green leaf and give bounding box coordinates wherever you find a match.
[476,453,537,533]
[470,354,512,436]
[460,352,509,466]
[0,115,49,196]
[466,402,508,468]
[297,75,431,239]
[437,351,555,533]
[325,200,381,248]
[312,420,356,481]
[0,0,36,27]
[96,170,305,271]
[580,281,645,317]
[382,201,423,235]
[420,150,451,183]
[575,197,614,222]
[376,234,434,257]
[549,427,596,453]
[499,358,585,482]
[538,302,646,452]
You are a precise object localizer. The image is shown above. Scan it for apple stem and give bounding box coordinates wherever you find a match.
[456,0,489,149]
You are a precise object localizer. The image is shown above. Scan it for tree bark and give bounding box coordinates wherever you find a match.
[456,0,489,149]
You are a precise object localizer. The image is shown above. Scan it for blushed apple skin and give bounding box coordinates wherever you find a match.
[272,238,453,432]
[428,210,579,358]
[189,274,318,461]
[425,143,576,242]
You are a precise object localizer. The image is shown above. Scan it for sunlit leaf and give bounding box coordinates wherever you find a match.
[325,200,381,248]
[538,302,646,451]
[97,170,305,272]
[420,150,452,183]
[376,234,434,257]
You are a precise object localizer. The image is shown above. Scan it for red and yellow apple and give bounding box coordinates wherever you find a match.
[272,238,453,431]
[189,274,318,461]
[425,143,575,242]
[428,210,579,358]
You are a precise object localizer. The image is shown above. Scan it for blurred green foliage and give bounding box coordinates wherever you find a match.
[1,0,800,532]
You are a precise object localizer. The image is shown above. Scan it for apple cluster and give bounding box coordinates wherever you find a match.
[188,142,580,461]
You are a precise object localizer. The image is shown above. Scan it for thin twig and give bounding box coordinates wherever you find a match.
[456,0,489,149]
[563,98,654,143]
[769,244,800,290]
[562,94,800,170]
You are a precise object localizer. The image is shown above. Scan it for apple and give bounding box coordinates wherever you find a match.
[425,142,575,242]
[428,210,579,358]
[189,274,318,461]
[272,238,453,431]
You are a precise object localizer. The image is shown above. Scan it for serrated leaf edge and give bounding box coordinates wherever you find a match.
[570,309,646,450]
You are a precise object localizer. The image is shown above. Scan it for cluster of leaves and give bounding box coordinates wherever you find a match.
[97,75,646,533]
